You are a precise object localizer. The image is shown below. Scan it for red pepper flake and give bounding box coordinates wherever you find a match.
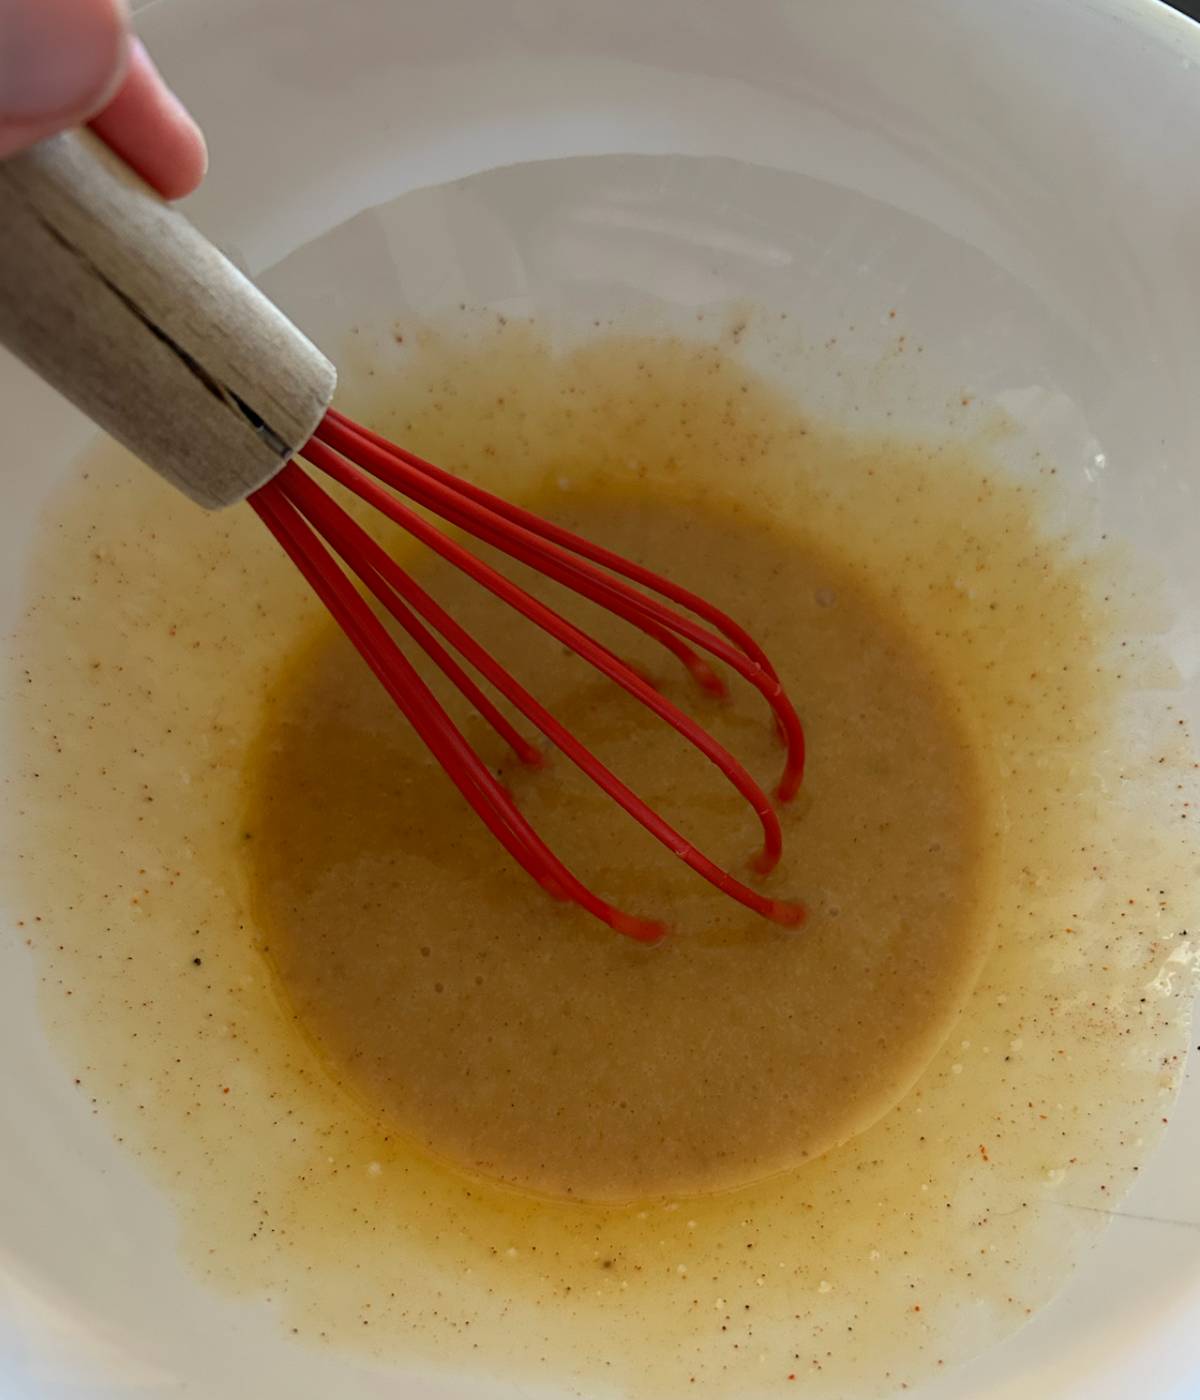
[979,1144,990,1162]
[913,1305,921,1313]
[222,1086,230,1094]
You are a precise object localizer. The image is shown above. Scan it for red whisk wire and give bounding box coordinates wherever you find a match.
[301,437,786,873]
[249,479,665,943]
[317,411,805,800]
[270,460,802,928]
[324,408,778,673]
[248,409,808,941]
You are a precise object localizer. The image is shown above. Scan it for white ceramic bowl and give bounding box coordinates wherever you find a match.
[2,1,1199,1396]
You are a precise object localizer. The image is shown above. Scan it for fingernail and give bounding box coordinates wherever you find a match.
[0,0,128,121]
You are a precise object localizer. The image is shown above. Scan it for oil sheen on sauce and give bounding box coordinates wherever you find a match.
[6,312,1198,1398]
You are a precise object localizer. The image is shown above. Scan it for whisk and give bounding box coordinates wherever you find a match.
[0,131,805,942]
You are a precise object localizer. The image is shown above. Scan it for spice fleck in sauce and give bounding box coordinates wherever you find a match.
[6,313,1197,1397]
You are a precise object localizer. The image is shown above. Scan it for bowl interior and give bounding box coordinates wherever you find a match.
[1,2,1199,1397]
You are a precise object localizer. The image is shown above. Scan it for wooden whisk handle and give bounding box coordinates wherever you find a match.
[0,130,336,509]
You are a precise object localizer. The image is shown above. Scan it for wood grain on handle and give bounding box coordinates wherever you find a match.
[0,130,336,509]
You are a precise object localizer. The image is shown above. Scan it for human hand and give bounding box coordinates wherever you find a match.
[0,0,206,198]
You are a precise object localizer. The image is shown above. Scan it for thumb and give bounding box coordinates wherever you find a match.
[0,0,128,156]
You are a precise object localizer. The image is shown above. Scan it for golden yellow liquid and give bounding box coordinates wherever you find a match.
[5,312,1197,1397]
[249,491,988,1201]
